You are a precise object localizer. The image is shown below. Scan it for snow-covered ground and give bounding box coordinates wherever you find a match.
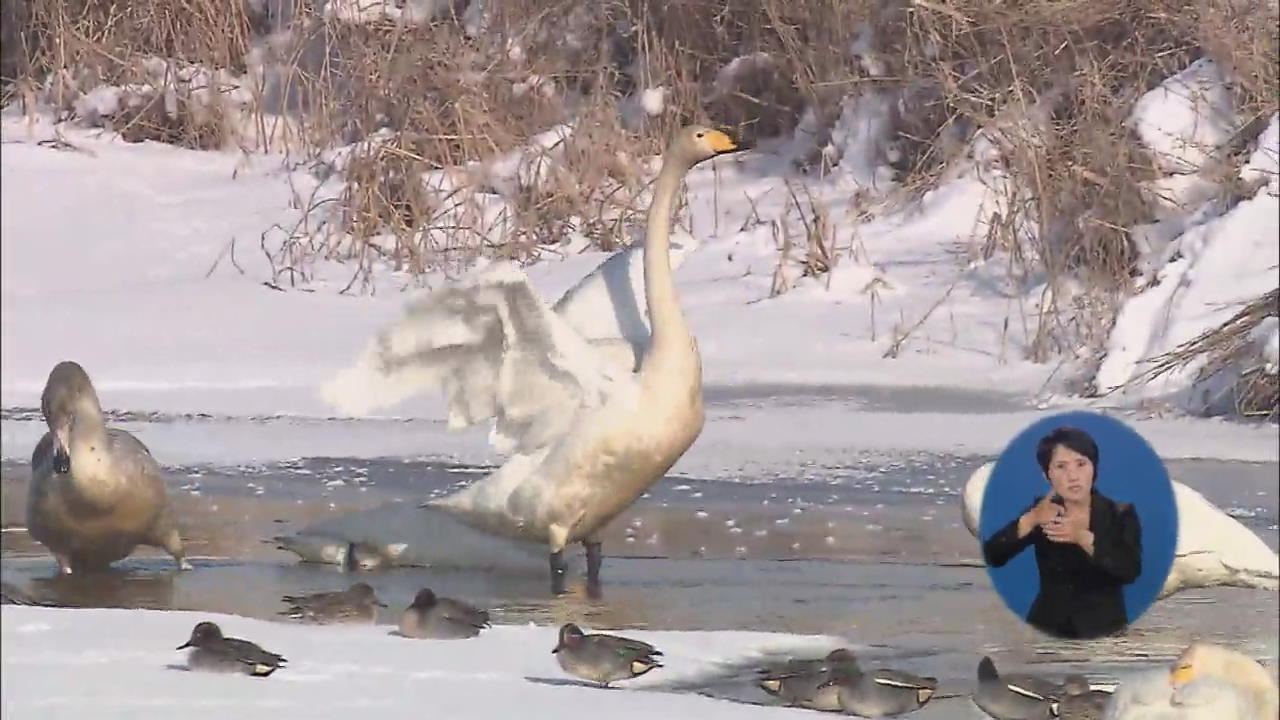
[0,112,1056,417]
[2,108,1276,471]
[1098,61,1280,409]
[2,45,1277,720]
[0,605,847,720]
[4,604,1271,720]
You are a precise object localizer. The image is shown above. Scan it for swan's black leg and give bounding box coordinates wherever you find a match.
[550,549,568,595]
[585,540,603,598]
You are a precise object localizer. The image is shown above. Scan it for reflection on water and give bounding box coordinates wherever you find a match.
[23,566,180,610]
[2,450,1277,708]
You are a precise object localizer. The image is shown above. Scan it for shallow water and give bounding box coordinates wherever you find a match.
[2,408,1277,717]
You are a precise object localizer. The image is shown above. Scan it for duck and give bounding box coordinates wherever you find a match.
[272,533,404,571]
[27,361,190,574]
[961,462,1279,598]
[396,588,491,639]
[279,582,386,624]
[175,621,286,677]
[973,656,1061,720]
[319,126,742,594]
[820,651,939,717]
[1057,674,1112,719]
[757,647,858,711]
[551,622,663,686]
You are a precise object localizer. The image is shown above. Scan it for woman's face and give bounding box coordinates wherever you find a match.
[1045,444,1095,502]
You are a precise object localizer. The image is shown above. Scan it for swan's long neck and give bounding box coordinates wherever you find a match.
[643,158,693,358]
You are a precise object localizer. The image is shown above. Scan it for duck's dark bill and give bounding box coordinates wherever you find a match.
[175,641,193,650]
[53,447,71,474]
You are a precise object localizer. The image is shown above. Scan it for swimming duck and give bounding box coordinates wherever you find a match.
[757,647,858,711]
[973,656,1061,720]
[551,622,663,686]
[396,588,491,639]
[175,621,287,677]
[273,533,400,571]
[820,651,939,717]
[279,582,386,624]
[28,361,190,574]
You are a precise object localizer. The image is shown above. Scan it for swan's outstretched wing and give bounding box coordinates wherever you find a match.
[553,230,699,352]
[321,262,623,455]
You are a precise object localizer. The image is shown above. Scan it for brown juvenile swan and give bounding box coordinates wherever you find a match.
[27,360,190,573]
[320,126,741,594]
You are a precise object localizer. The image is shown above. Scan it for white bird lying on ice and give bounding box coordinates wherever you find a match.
[961,461,1279,598]
[1104,642,1278,720]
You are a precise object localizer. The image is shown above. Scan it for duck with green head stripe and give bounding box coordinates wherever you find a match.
[551,623,663,687]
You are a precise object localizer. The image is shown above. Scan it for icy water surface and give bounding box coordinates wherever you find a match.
[2,395,1277,717]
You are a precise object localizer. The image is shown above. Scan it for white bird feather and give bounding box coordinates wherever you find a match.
[318,127,734,560]
[960,461,1279,598]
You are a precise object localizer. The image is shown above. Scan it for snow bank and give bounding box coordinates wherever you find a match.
[1,605,842,720]
[1096,87,1279,410]
[1128,58,1239,176]
[0,114,1062,422]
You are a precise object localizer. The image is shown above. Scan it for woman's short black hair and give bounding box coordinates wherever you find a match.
[1035,426,1099,475]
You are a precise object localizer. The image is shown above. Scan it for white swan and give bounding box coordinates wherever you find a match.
[320,125,740,593]
[961,462,1279,598]
[28,361,190,573]
[1105,642,1278,720]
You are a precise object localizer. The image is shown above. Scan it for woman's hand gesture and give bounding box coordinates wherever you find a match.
[1018,494,1064,537]
[1044,505,1093,552]
[1031,494,1065,526]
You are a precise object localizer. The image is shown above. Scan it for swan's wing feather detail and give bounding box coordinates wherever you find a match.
[552,230,699,348]
[321,262,613,455]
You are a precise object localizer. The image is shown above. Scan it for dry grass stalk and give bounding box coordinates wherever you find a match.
[6,0,1277,381]
[1124,289,1279,411]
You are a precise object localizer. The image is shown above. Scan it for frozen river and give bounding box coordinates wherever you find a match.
[2,390,1277,718]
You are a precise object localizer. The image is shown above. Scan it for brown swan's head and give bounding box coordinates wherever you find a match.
[40,361,102,474]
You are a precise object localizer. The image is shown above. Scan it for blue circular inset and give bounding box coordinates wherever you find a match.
[979,411,1178,638]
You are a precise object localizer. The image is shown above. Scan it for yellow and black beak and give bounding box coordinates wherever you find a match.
[704,128,740,154]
